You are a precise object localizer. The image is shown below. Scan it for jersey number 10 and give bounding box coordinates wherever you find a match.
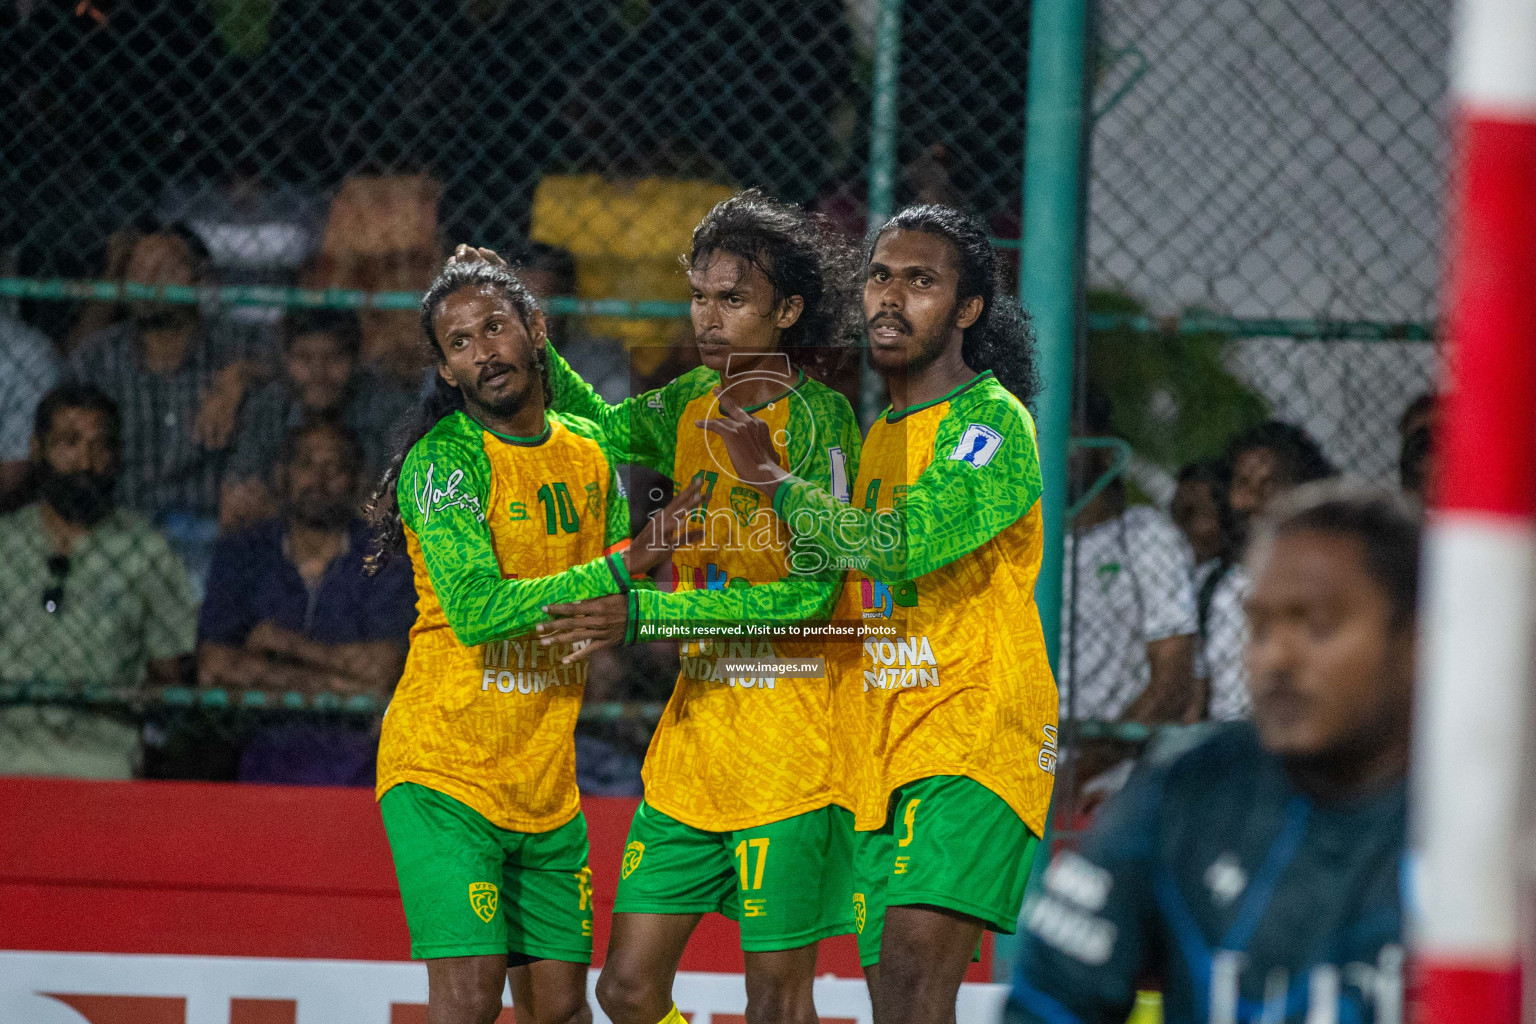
[536,482,581,535]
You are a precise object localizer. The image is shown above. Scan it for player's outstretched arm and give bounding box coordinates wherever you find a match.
[707,390,1041,583]
[400,431,698,648]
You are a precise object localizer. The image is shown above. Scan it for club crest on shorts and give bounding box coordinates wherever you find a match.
[852,892,867,934]
[948,423,1004,467]
[622,841,645,879]
[469,881,498,923]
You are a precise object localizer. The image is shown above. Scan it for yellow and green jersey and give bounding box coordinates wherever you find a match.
[547,345,861,832]
[376,409,630,833]
[773,371,1058,836]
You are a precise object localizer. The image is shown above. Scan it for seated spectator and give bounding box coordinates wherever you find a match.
[221,309,413,531]
[0,384,196,779]
[70,225,271,581]
[1060,443,1198,725]
[198,417,416,785]
[1170,459,1230,571]
[0,312,60,510]
[1200,421,1335,720]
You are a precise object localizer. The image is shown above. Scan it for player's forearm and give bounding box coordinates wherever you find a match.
[436,552,629,647]
[545,341,611,423]
[633,574,840,633]
[1123,634,1196,724]
[277,635,405,688]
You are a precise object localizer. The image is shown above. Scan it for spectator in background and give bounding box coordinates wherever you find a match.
[198,417,416,785]
[1200,421,1336,720]
[221,309,413,531]
[1008,483,1416,1024]
[69,225,270,580]
[0,384,196,779]
[1170,459,1230,570]
[0,312,61,510]
[1060,442,1199,726]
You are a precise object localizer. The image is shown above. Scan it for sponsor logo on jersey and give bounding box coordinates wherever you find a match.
[479,639,585,694]
[860,578,920,618]
[862,635,939,690]
[679,639,779,688]
[1040,724,1059,775]
[1204,853,1247,906]
[469,881,498,922]
[412,462,485,524]
[621,841,645,879]
[830,446,850,503]
[677,561,748,591]
[948,423,1005,468]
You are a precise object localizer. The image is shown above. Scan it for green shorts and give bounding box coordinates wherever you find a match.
[380,782,594,963]
[853,775,1040,967]
[613,801,856,952]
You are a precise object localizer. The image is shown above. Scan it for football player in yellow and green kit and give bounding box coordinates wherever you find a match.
[703,204,1058,1024]
[514,191,865,1024]
[365,258,702,1024]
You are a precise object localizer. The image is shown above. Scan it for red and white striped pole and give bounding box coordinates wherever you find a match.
[1416,0,1536,1021]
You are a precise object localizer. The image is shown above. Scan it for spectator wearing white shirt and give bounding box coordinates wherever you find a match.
[1060,443,1198,725]
[1201,421,1336,720]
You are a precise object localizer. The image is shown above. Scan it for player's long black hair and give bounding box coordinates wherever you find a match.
[688,188,861,381]
[365,259,546,570]
[872,204,1041,408]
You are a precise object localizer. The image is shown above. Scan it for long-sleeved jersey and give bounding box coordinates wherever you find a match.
[547,346,861,831]
[1010,724,1407,1024]
[772,370,1058,834]
[376,409,629,832]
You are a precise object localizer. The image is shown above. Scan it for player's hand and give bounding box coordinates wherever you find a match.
[537,595,627,663]
[697,389,788,496]
[623,476,707,577]
[449,244,510,269]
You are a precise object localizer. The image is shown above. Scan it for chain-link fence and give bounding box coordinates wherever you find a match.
[1057,0,1447,805]
[0,0,1036,785]
[0,0,1448,796]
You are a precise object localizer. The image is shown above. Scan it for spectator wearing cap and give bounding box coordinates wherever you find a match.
[220,308,413,531]
[198,416,416,785]
[1199,421,1336,720]
[0,383,197,778]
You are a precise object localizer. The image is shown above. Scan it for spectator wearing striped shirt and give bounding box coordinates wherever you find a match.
[69,225,271,583]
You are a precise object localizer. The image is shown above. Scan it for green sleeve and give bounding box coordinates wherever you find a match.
[772,391,1043,582]
[544,340,682,475]
[630,382,862,632]
[399,422,626,647]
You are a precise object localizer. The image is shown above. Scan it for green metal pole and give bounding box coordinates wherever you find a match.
[1022,0,1091,673]
[995,0,1092,988]
[861,0,903,426]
